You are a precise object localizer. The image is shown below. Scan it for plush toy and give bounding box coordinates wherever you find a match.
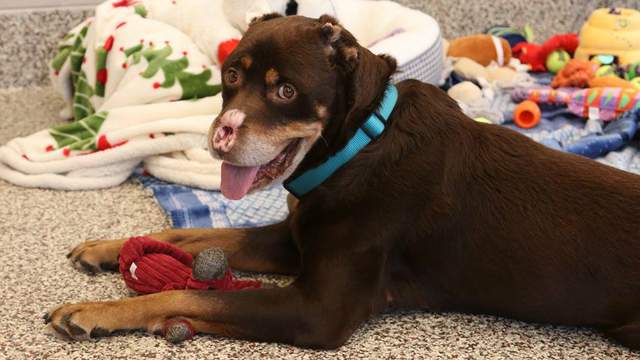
[217,39,240,64]
[551,58,596,88]
[447,34,512,66]
[551,58,637,89]
[512,87,640,121]
[452,57,523,85]
[486,24,534,48]
[512,34,579,72]
[119,237,262,343]
[119,236,261,294]
[447,81,483,104]
[574,8,640,65]
[588,76,637,89]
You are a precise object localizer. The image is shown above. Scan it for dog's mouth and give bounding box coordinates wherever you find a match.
[220,139,301,200]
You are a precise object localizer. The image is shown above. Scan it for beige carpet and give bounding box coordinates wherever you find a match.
[0,87,638,359]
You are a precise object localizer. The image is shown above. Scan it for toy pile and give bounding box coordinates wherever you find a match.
[443,7,640,173]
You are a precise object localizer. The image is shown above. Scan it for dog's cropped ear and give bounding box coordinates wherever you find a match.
[343,51,397,127]
[316,15,396,127]
[249,12,283,27]
[318,15,359,72]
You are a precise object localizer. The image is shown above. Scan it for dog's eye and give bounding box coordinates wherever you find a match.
[225,69,239,84]
[277,83,296,100]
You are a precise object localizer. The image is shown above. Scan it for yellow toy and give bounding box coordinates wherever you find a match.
[574,8,640,65]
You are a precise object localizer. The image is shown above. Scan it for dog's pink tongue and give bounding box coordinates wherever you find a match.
[221,162,260,200]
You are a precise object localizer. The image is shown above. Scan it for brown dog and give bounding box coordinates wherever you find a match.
[47,14,640,350]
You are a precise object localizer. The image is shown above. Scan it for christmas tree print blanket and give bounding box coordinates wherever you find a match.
[0,0,243,190]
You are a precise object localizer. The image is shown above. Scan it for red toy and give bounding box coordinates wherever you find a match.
[119,237,262,343]
[119,236,261,294]
[217,39,240,65]
[513,34,579,72]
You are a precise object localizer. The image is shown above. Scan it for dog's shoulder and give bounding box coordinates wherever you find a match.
[387,79,479,147]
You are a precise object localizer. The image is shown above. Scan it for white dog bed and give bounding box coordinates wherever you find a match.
[224,0,445,85]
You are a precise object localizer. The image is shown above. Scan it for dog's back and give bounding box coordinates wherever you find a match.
[374,80,640,328]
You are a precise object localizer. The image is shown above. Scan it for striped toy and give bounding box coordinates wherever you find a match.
[512,87,640,121]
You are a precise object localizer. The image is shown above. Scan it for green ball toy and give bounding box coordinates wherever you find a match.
[596,65,616,77]
[626,62,640,80]
[546,50,571,74]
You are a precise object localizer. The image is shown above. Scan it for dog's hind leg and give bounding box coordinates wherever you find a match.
[67,218,299,275]
[605,321,640,350]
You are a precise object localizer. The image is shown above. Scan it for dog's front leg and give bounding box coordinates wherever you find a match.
[46,251,385,349]
[67,218,299,275]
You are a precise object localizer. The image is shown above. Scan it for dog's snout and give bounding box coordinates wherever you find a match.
[212,109,245,153]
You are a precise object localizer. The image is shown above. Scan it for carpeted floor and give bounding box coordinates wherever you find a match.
[0,87,638,359]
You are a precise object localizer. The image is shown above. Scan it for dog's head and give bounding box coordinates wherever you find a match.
[209,14,396,199]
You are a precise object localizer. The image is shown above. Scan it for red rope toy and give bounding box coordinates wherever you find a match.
[119,236,261,342]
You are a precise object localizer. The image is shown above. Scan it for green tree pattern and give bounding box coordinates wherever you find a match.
[49,111,108,151]
[127,45,221,100]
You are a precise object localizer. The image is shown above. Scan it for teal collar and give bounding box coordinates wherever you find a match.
[284,85,399,198]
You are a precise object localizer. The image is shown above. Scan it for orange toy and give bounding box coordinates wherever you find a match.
[448,34,512,66]
[551,59,596,88]
[513,100,541,129]
[588,76,637,89]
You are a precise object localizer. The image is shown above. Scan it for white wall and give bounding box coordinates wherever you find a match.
[0,0,102,10]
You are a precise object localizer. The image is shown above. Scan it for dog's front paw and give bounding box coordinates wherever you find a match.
[67,239,125,274]
[44,302,119,341]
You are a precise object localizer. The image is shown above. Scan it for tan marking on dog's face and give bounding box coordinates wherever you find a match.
[265,68,279,85]
[315,103,329,121]
[241,55,253,69]
[342,47,359,62]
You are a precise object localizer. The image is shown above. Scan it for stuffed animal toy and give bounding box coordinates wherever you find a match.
[447,81,483,104]
[486,24,534,48]
[551,58,638,89]
[119,236,261,294]
[119,237,262,343]
[512,87,640,121]
[451,57,528,89]
[574,8,640,65]
[447,34,512,66]
[512,34,579,72]
[589,76,637,89]
[551,58,596,88]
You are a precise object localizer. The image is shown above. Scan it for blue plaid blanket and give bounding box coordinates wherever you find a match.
[137,174,289,228]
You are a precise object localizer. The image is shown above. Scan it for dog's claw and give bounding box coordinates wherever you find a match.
[99,262,119,272]
[67,239,124,275]
[90,327,110,338]
[51,324,72,341]
[43,312,51,324]
[78,260,97,275]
